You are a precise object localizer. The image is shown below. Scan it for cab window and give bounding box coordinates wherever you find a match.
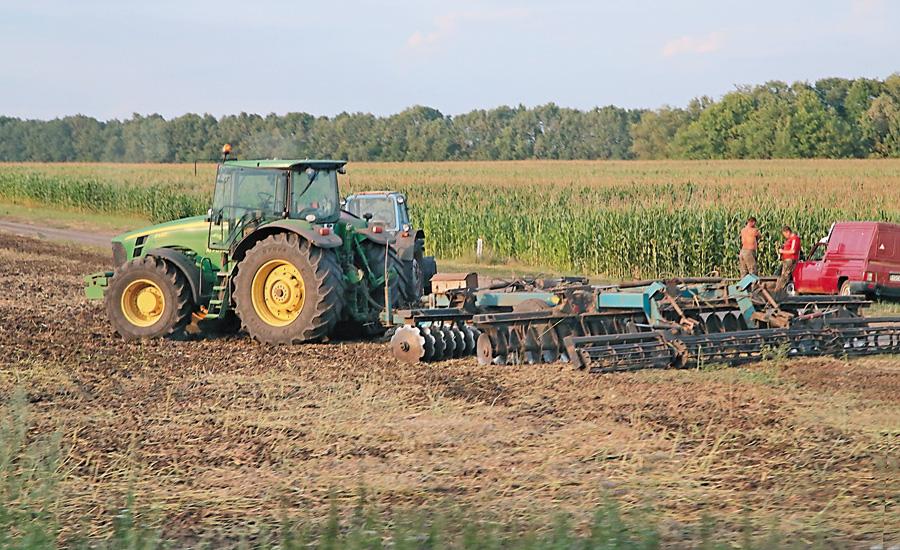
[289,168,340,223]
[807,244,826,262]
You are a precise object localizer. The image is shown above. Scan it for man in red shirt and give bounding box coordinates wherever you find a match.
[738,217,761,277]
[776,226,801,293]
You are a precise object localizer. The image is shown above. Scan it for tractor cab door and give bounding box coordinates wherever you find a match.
[209,165,287,250]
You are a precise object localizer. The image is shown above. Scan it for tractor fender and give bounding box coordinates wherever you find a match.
[145,248,203,305]
[231,223,344,264]
[393,235,420,262]
[262,221,344,248]
[356,227,397,246]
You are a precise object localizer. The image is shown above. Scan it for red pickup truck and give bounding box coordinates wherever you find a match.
[791,221,900,298]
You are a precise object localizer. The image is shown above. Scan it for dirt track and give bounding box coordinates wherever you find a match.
[0,219,116,247]
[1,230,899,545]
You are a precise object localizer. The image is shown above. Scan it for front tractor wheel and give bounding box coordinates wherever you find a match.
[106,256,193,340]
[233,233,344,344]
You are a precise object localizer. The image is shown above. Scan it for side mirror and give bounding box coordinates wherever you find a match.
[337,167,346,175]
[306,167,317,180]
[363,213,373,222]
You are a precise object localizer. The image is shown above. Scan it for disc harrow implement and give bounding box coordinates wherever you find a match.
[389,274,900,372]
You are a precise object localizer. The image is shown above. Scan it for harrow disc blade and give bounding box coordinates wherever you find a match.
[391,325,427,364]
[430,326,447,360]
[459,325,476,354]
[420,327,436,361]
[471,328,483,349]
[451,327,466,358]
[442,326,458,358]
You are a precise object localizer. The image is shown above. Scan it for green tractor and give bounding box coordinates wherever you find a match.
[84,159,408,343]
[344,191,437,296]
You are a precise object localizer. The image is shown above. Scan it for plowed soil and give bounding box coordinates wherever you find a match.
[0,231,898,546]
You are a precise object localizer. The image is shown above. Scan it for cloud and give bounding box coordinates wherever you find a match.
[839,0,890,36]
[851,0,884,16]
[407,9,530,49]
[661,32,725,58]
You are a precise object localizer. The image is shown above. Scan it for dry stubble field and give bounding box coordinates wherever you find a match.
[0,230,898,547]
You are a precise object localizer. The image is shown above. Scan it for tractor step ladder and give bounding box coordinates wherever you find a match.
[206,268,233,319]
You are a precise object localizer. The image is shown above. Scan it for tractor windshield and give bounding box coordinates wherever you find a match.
[209,165,288,249]
[212,165,288,220]
[289,168,340,223]
[346,196,398,230]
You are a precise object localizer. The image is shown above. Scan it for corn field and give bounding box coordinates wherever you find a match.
[2,160,900,279]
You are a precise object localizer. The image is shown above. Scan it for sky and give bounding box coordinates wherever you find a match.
[1,0,898,121]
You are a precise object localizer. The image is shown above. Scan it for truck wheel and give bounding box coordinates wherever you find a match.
[364,241,408,307]
[839,281,852,296]
[234,233,344,344]
[106,256,193,340]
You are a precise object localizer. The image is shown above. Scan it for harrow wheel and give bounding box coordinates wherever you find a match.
[477,332,508,365]
[234,233,344,344]
[106,256,193,340]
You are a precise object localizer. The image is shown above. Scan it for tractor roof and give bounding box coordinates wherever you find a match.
[225,159,347,170]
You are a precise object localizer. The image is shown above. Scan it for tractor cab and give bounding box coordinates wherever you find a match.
[209,160,344,249]
[344,191,411,233]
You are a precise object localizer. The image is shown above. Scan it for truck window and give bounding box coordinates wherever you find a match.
[807,244,825,262]
[827,228,871,259]
[875,231,900,262]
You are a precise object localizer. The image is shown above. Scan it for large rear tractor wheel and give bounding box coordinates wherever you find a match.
[234,233,344,344]
[106,256,193,340]
[364,241,409,307]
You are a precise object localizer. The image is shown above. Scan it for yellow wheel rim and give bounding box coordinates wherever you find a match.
[251,259,306,326]
[121,279,166,327]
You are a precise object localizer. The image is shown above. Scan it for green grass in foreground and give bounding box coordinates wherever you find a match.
[0,389,864,550]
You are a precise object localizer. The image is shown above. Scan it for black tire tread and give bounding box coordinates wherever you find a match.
[105,256,193,340]
[365,241,410,306]
[233,233,344,344]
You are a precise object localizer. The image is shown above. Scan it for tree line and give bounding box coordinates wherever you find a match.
[1,75,899,163]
